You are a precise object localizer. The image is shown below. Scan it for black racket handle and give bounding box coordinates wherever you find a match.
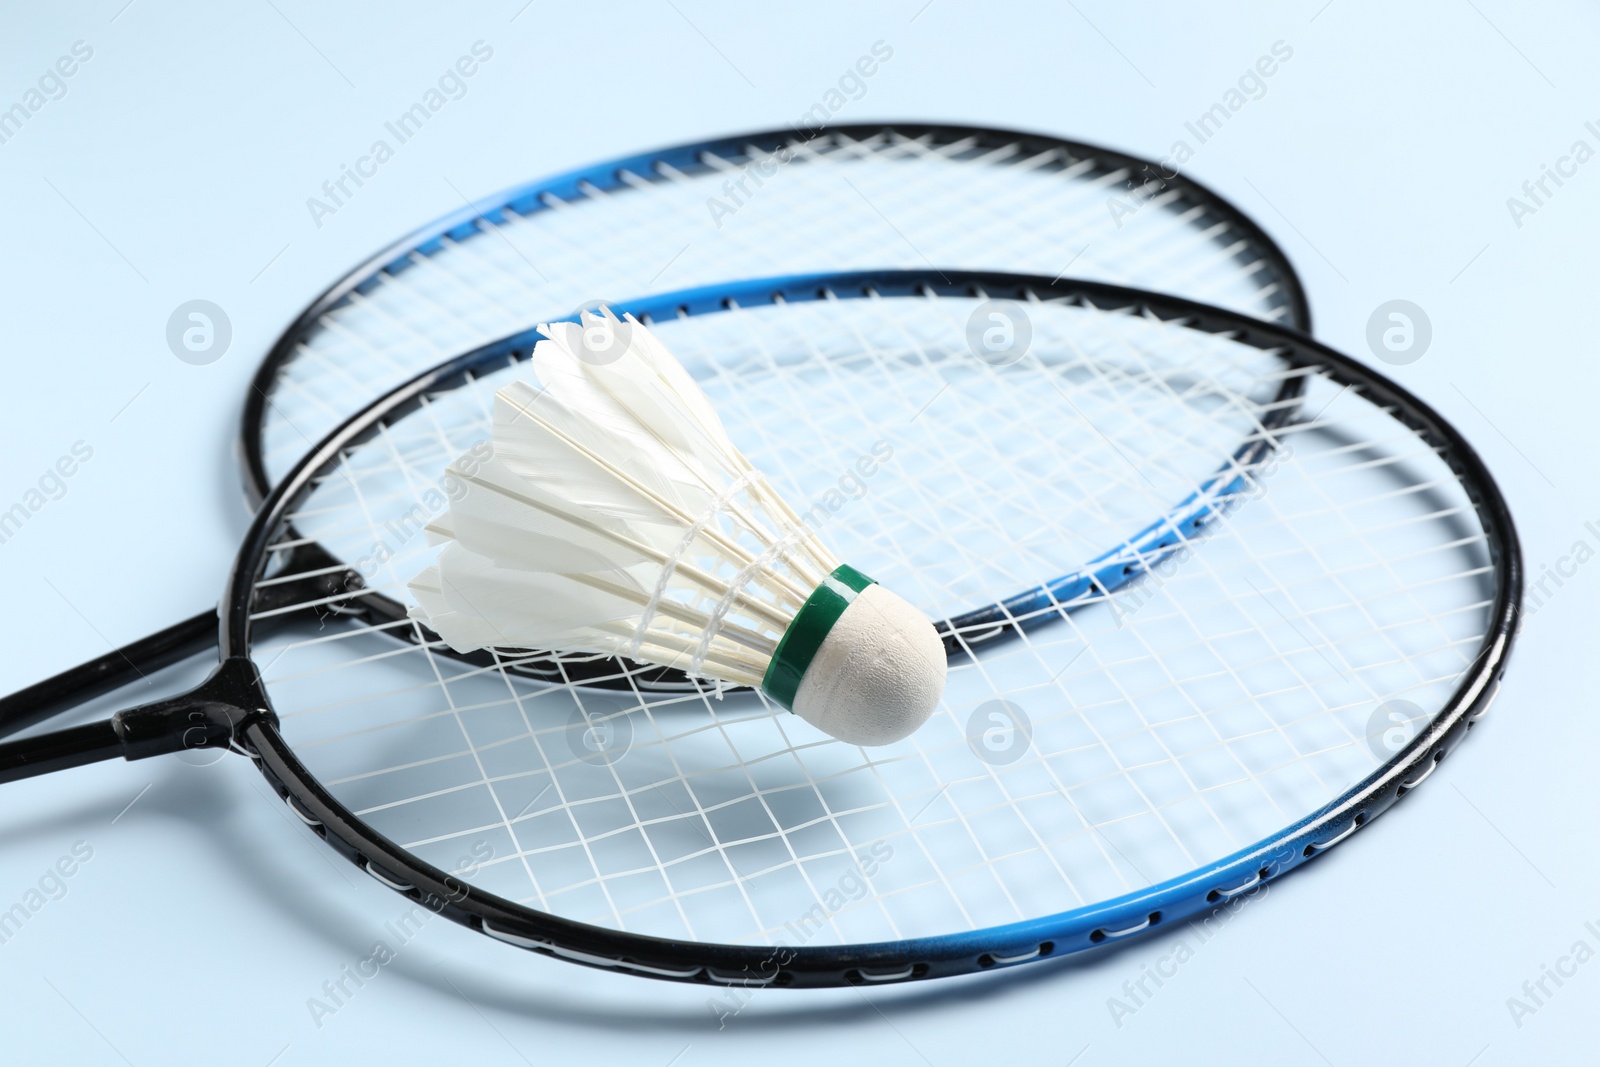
[0,609,218,739]
[0,721,124,783]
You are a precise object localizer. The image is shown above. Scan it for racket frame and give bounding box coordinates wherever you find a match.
[0,270,1518,989]
[239,121,1314,509]
[3,123,1315,731]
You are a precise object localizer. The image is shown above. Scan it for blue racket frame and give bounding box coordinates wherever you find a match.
[1,123,1314,739]
[240,122,1315,507]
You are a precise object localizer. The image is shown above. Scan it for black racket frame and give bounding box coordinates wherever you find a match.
[0,272,1518,990]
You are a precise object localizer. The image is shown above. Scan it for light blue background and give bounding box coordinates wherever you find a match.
[1,1,1597,1063]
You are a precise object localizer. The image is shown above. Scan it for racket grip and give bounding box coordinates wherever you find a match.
[0,721,123,783]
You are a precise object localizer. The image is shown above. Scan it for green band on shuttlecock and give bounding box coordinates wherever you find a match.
[761,564,876,711]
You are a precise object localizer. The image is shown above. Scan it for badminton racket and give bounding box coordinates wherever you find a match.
[0,270,1518,989]
[4,123,1311,732]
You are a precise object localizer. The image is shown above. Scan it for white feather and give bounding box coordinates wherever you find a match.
[430,454,665,573]
[406,312,840,685]
[409,555,646,654]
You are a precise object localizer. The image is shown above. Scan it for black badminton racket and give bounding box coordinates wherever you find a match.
[0,270,1518,990]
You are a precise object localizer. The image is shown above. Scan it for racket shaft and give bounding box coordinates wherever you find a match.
[0,720,122,783]
[0,609,218,739]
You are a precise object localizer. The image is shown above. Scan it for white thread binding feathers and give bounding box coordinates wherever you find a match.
[406,310,946,746]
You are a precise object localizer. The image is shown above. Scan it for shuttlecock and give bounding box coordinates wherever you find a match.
[406,309,946,746]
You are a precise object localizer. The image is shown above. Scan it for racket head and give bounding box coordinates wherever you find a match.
[215,270,1517,988]
[241,123,1312,505]
[250,270,1306,690]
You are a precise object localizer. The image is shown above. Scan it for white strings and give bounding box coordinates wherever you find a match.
[251,292,1493,950]
[259,129,1298,489]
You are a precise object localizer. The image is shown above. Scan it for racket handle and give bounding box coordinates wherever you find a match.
[0,609,219,740]
[0,721,123,783]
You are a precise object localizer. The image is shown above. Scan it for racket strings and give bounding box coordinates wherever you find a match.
[1251,415,1489,676]
[667,297,1281,618]
[864,377,1472,921]
[259,128,1299,485]
[243,295,1495,949]
[282,296,1282,629]
[270,292,1296,685]
[814,132,1283,314]
[272,300,1260,934]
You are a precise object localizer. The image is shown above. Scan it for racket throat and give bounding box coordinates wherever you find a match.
[0,656,271,785]
[111,655,273,763]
